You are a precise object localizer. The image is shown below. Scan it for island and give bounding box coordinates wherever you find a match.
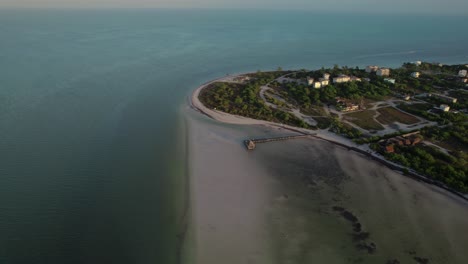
[192,62,468,196]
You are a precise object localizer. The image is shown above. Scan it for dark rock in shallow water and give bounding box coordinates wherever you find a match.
[353,222,362,232]
[352,232,370,241]
[356,241,377,254]
[413,257,430,264]
[332,206,344,212]
[341,210,359,223]
[332,206,378,255]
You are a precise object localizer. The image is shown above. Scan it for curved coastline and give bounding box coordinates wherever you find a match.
[190,73,468,203]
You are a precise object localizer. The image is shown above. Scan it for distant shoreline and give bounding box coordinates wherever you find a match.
[190,72,468,203]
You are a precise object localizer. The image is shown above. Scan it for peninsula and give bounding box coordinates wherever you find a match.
[192,62,468,196]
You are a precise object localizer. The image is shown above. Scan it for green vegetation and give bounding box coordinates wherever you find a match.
[384,144,468,193]
[330,118,363,139]
[376,107,420,125]
[281,77,391,108]
[421,123,468,153]
[198,63,468,193]
[396,103,437,120]
[199,81,309,128]
[343,110,384,131]
[448,90,468,109]
[315,117,333,129]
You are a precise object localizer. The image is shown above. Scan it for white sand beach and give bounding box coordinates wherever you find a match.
[186,111,277,264]
[186,78,468,264]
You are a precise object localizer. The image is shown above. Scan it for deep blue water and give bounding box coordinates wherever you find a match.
[0,9,467,264]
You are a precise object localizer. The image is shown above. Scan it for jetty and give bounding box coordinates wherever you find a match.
[244,133,315,150]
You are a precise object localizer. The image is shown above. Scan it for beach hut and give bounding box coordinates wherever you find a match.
[245,140,256,150]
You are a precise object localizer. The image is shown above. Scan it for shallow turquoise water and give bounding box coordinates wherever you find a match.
[0,9,467,264]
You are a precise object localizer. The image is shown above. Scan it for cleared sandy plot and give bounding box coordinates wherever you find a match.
[343,110,384,131]
[376,107,420,125]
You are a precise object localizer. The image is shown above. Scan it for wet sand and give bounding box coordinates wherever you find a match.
[186,111,278,264]
[186,107,468,263]
[258,138,468,263]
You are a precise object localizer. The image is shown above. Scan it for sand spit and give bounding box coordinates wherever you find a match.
[186,112,276,264]
[190,76,468,201]
[186,76,468,264]
[186,114,468,263]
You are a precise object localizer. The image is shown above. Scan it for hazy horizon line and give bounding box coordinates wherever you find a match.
[0,6,467,16]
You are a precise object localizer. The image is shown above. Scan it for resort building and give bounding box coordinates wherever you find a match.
[345,104,359,112]
[411,72,420,78]
[403,95,411,101]
[384,78,396,84]
[335,98,359,112]
[459,70,467,77]
[307,77,315,86]
[377,68,391,77]
[382,133,423,153]
[333,74,351,83]
[319,78,330,86]
[313,82,322,89]
[323,73,331,80]
[365,65,379,73]
[413,61,422,66]
[385,145,395,153]
[440,104,450,112]
[350,76,362,82]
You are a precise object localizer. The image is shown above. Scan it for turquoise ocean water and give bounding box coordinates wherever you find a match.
[0,9,467,264]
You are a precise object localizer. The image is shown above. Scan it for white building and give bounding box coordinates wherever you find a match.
[411,72,420,78]
[413,61,422,66]
[350,76,362,82]
[333,75,351,83]
[377,68,391,77]
[323,73,330,80]
[319,78,330,86]
[440,104,450,112]
[307,77,315,86]
[384,78,396,84]
[459,70,467,77]
[313,82,322,89]
[366,65,379,73]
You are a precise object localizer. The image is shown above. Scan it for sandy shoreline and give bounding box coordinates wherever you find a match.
[190,75,468,202]
[185,106,468,263]
[186,111,277,263]
[185,74,468,263]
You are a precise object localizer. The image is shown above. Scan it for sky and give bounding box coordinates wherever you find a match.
[1,0,467,14]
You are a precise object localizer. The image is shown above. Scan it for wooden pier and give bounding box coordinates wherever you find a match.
[244,134,314,150]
